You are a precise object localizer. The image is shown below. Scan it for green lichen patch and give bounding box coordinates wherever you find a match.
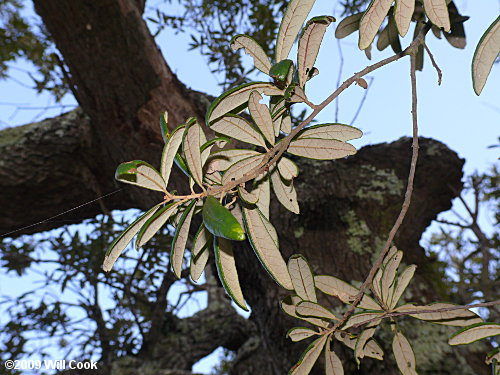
[343,210,371,254]
[355,165,404,204]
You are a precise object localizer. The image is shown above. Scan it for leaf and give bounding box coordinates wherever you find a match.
[359,0,394,50]
[206,82,283,124]
[381,250,403,304]
[288,138,357,160]
[343,311,384,329]
[472,16,500,95]
[443,2,467,49]
[297,124,363,142]
[171,199,197,278]
[209,149,262,172]
[276,0,315,62]
[289,334,329,375]
[334,331,384,360]
[395,303,483,326]
[281,295,329,328]
[269,59,295,83]
[190,224,212,282]
[335,12,363,39]
[202,196,246,241]
[389,264,416,309]
[214,237,248,311]
[248,91,275,145]
[278,157,299,180]
[230,34,272,74]
[296,301,339,321]
[160,111,169,142]
[392,332,418,375]
[298,16,335,87]
[242,206,293,289]
[211,114,267,148]
[394,0,415,37]
[222,154,265,185]
[449,323,500,345]
[160,125,185,185]
[115,160,166,192]
[314,275,381,310]
[355,326,378,363]
[238,186,259,204]
[271,170,300,214]
[254,174,271,218]
[325,341,344,375]
[288,254,317,302]
[287,327,318,342]
[135,202,180,249]
[102,204,161,272]
[281,114,292,133]
[423,0,450,32]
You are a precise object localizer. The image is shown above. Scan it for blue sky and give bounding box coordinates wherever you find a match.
[0,0,498,373]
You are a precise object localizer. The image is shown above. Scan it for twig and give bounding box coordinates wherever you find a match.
[331,45,423,333]
[423,43,442,85]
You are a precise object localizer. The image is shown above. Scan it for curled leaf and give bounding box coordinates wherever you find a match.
[230,34,272,74]
[115,160,166,192]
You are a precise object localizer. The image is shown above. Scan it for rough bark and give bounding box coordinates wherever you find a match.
[0,0,490,374]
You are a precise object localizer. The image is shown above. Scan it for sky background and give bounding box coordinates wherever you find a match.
[0,0,499,373]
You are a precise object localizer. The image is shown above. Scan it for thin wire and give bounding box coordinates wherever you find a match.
[1,189,123,238]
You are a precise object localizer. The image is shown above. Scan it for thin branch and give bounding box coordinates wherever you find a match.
[423,43,442,85]
[332,43,424,332]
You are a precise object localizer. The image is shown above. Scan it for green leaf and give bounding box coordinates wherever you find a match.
[394,0,415,37]
[472,16,500,95]
[289,334,329,375]
[297,124,363,142]
[115,160,166,192]
[183,120,206,188]
[335,13,363,39]
[395,303,483,326]
[249,91,275,145]
[296,301,339,321]
[287,138,357,160]
[171,199,197,278]
[202,196,246,241]
[423,0,450,32]
[314,275,381,310]
[102,204,161,272]
[276,0,316,62]
[243,206,293,289]
[287,327,318,342]
[269,59,295,85]
[206,82,283,124]
[271,169,300,214]
[222,154,265,185]
[298,16,335,87]
[214,237,248,311]
[288,254,317,302]
[359,0,393,50]
[160,111,169,142]
[230,34,272,74]
[449,323,500,345]
[160,125,185,186]
[211,114,267,147]
[190,224,212,282]
[135,202,180,249]
[392,332,418,375]
[325,339,344,375]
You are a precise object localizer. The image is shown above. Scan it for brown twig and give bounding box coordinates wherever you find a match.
[423,43,442,85]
